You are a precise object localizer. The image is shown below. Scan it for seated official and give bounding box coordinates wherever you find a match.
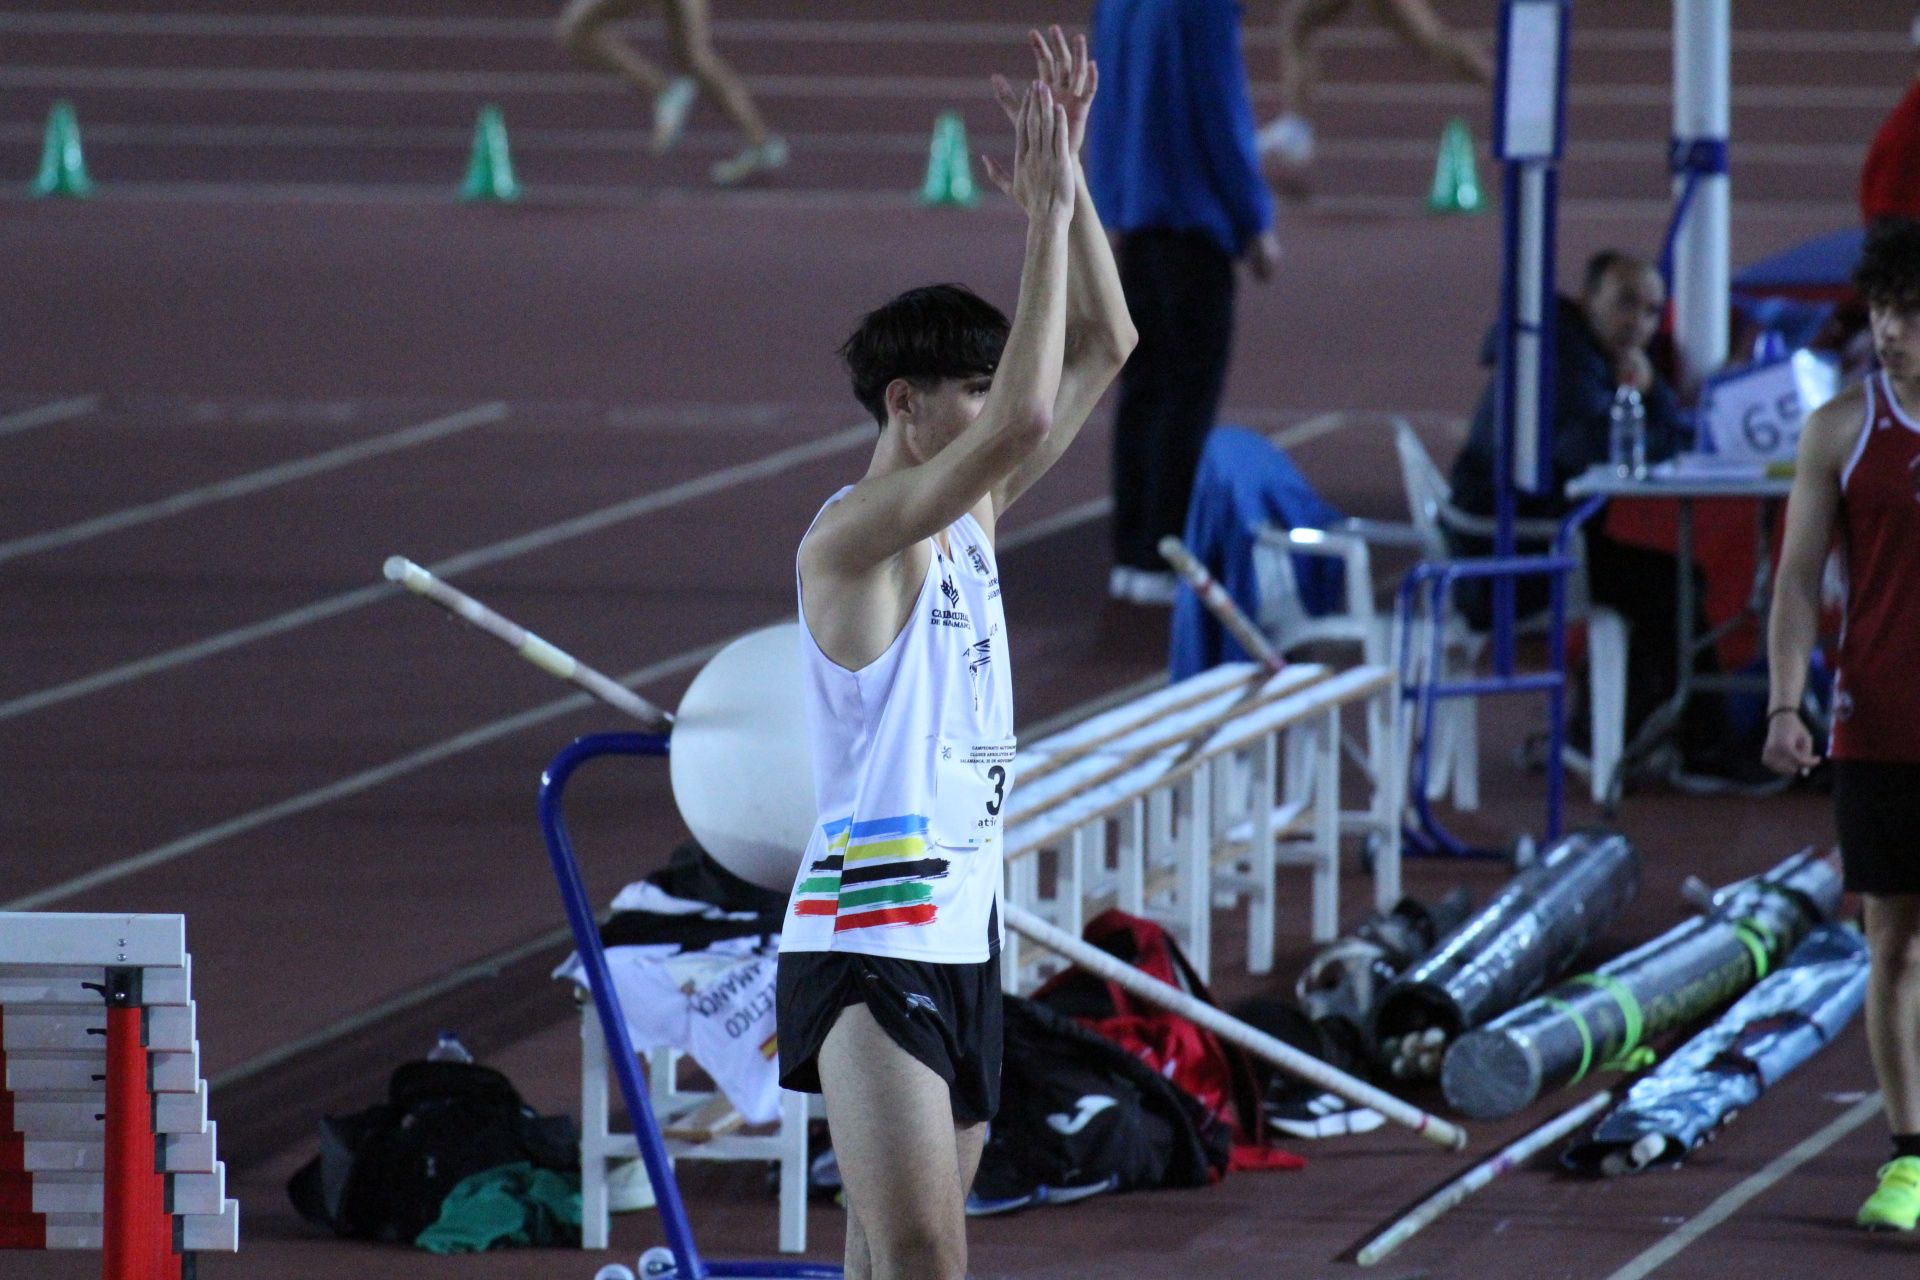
[1446,251,1730,772]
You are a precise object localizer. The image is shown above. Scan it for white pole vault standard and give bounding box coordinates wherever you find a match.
[1672,0,1730,384]
[1156,536,1284,673]
[382,555,674,730]
[1355,1088,1612,1265]
[1004,903,1467,1150]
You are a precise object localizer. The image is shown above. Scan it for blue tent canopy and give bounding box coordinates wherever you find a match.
[1732,227,1864,302]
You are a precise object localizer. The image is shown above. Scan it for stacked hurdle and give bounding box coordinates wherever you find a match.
[0,913,236,1277]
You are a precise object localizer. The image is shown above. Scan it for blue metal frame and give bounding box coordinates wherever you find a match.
[1396,552,1569,860]
[1400,0,1576,862]
[538,732,842,1280]
[1659,137,1730,292]
[1395,495,1605,860]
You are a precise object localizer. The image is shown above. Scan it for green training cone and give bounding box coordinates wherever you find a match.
[461,104,520,202]
[919,111,977,207]
[1426,117,1482,215]
[31,100,93,198]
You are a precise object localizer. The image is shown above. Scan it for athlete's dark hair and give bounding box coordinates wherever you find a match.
[838,284,1010,428]
[1854,218,1920,309]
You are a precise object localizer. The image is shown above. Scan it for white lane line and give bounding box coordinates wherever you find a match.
[0,123,1859,171]
[982,411,1347,548]
[0,66,1890,110]
[1601,1092,1885,1280]
[0,396,99,438]
[0,402,506,566]
[0,180,1849,222]
[0,122,946,155]
[207,921,576,1091]
[0,425,872,724]
[0,476,1143,911]
[0,13,1891,53]
[0,652,706,912]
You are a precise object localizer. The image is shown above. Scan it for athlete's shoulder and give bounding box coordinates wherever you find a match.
[1787,380,1867,481]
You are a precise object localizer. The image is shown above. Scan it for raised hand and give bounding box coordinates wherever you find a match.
[982,80,1075,223]
[1028,25,1096,156]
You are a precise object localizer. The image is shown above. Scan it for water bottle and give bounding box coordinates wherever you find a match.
[426,1030,473,1063]
[1609,385,1647,480]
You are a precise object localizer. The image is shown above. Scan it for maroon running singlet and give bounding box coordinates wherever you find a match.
[1832,371,1920,762]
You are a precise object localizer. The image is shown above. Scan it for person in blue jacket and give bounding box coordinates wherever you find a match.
[1448,251,1755,786]
[1088,0,1282,606]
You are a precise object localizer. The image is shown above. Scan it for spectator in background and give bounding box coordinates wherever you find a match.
[1260,0,1492,198]
[1447,251,1749,782]
[1860,15,1920,222]
[556,0,786,185]
[1088,0,1282,605]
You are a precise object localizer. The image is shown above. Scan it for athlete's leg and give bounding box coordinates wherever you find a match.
[1276,0,1350,120]
[663,0,771,145]
[843,1201,874,1280]
[818,1004,968,1280]
[953,1119,987,1201]
[1369,0,1494,85]
[1864,894,1920,1135]
[556,0,672,95]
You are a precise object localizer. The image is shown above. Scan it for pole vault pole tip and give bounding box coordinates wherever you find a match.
[382,555,431,592]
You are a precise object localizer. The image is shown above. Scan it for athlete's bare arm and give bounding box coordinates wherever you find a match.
[986,29,1137,515]
[800,83,1074,670]
[1764,385,1862,774]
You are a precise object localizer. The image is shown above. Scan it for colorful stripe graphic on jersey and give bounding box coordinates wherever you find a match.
[790,814,949,931]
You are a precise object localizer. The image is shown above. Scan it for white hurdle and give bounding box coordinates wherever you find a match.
[1002,661,1401,992]
[0,912,237,1276]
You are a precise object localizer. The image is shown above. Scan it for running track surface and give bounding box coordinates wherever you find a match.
[4,2,1915,1277]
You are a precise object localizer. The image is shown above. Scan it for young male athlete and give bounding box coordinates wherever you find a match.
[775,29,1134,1280]
[1765,217,1920,1231]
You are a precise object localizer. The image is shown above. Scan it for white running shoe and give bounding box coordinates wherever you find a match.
[1267,1090,1385,1140]
[1256,113,1315,165]
[605,1157,657,1212]
[710,135,789,186]
[652,76,697,154]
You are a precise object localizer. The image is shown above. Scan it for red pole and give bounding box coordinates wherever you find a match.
[102,1003,147,1280]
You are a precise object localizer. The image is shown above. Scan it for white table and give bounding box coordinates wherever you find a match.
[1564,460,1792,804]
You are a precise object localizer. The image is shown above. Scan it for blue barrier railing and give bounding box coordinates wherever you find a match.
[538,731,841,1280]
[1395,494,1606,860]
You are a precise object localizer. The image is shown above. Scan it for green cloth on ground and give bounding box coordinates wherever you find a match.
[415,1161,582,1254]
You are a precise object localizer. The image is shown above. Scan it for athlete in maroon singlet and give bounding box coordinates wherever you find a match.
[1767,217,1920,1231]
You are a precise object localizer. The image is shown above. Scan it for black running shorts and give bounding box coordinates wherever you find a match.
[1833,759,1920,896]
[775,950,1003,1126]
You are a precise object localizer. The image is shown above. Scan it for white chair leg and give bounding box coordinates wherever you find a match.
[1181,768,1211,981]
[777,1088,808,1253]
[1587,608,1629,805]
[1248,733,1278,975]
[579,1006,610,1250]
[1313,709,1341,943]
[1448,698,1480,811]
[1118,799,1146,915]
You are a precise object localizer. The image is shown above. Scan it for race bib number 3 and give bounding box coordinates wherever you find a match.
[932,737,1017,848]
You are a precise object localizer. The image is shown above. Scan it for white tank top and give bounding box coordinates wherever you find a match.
[780,487,1015,963]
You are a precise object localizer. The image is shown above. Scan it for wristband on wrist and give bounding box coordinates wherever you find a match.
[1766,706,1803,722]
